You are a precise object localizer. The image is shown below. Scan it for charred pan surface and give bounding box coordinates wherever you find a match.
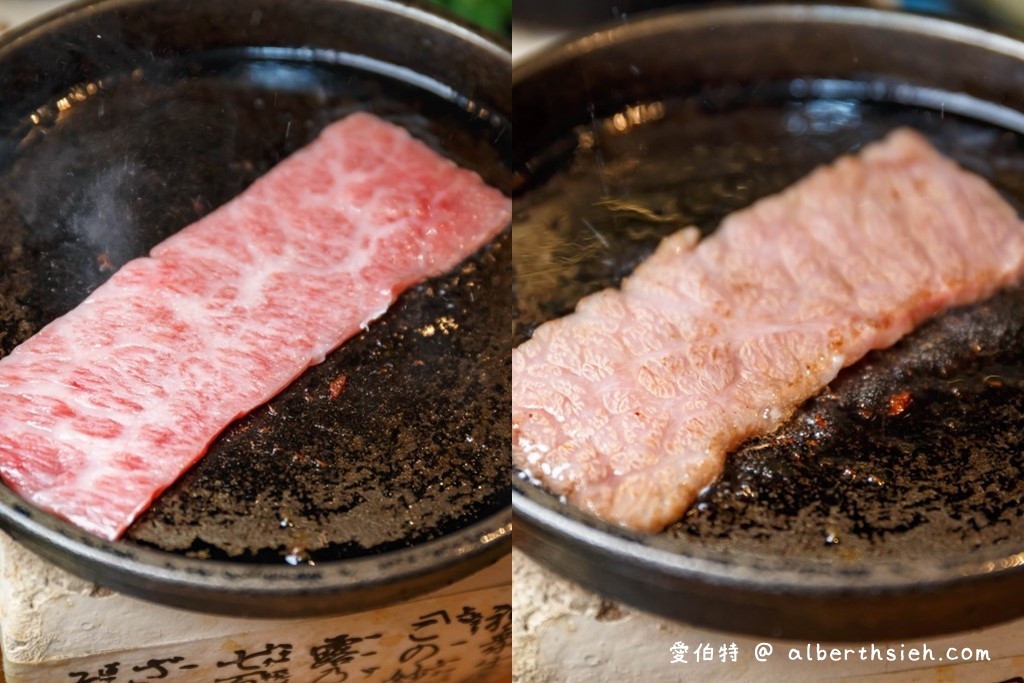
[674,283,1024,561]
[130,232,511,563]
[514,88,1024,563]
[0,194,33,353]
[0,52,511,563]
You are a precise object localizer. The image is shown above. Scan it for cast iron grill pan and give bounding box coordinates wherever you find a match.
[513,5,1024,640]
[0,0,511,617]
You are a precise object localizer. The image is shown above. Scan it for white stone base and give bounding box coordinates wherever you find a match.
[0,533,510,682]
[513,549,1024,682]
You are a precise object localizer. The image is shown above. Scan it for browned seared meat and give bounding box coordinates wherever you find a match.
[513,129,1024,532]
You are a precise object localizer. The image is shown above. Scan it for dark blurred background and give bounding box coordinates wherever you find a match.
[512,0,1024,32]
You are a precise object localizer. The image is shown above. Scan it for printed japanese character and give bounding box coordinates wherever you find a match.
[69,663,120,683]
[383,658,455,682]
[217,644,292,670]
[456,606,483,635]
[129,656,196,681]
[411,610,451,631]
[480,612,511,656]
[399,643,440,664]
[310,633,381,683]
[483,605,511,634]
[696,643,714,662]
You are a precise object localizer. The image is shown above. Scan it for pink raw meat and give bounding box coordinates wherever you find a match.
[0,112,511,540]
[513,129,1024,532]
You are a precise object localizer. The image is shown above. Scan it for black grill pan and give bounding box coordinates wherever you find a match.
[513,4,1024,640]
[0,0,511,617]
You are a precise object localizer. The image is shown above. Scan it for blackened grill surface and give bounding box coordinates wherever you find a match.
[677,284,1024,561]
[513,88,1024,564]
[0,52,512,564]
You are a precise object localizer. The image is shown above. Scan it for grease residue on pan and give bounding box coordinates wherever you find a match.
[0,51,512,564]
[513,83,1024,565]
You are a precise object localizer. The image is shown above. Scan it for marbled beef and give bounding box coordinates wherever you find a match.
[0,113,511,540]
[513,129,1024,532]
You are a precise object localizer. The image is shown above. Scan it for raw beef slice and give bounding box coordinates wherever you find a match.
[0,112,511,540]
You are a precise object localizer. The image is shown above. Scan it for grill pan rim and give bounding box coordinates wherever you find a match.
[0,0,512,618]
[512,3,1024,639]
